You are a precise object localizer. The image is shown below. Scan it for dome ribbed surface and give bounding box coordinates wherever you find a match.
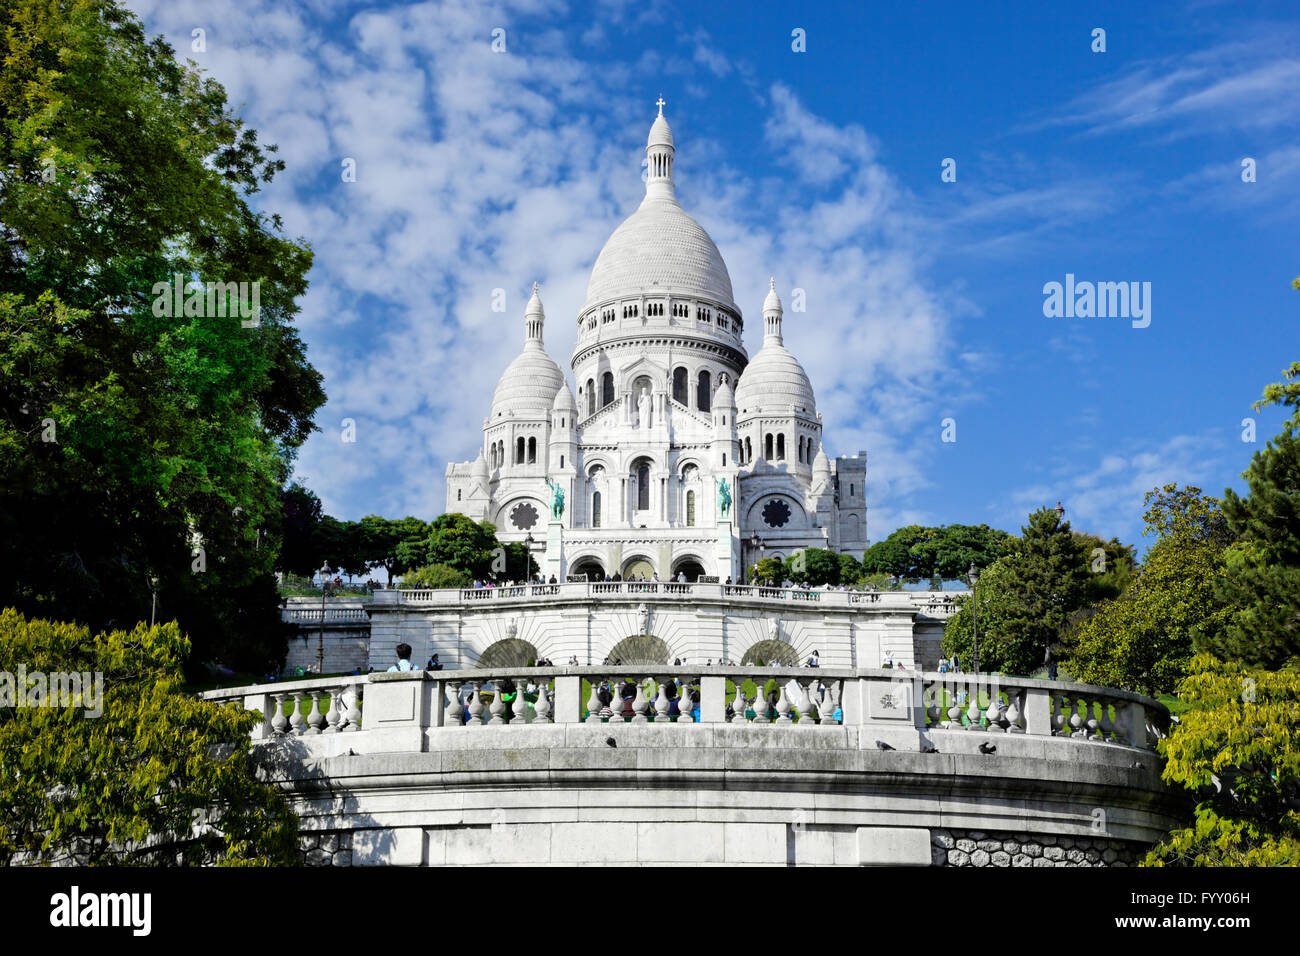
[584,197,735,311]
[735,343,816,417]
[490,344,566,420]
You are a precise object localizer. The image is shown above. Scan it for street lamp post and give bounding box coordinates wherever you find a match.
[318,561,332,675]
[524,532,536,581]
[968,561,980,676]
[747,531,762,584]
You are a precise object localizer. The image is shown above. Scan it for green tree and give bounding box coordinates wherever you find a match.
[0,0,324,672]
[0,609,299,865]
[1145,655,1300,867]
[861,525,927,579]
[400,563,470,590]
[1206,367,1300,667]
[361,515,429,585]
[277,484,323,576]
[943,507,1091,674]
[786,548,842,586]
[751,557,784,586]
[910,524,1016,581]
[1066,487,1235,695]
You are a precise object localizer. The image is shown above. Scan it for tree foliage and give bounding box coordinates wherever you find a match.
[943,507,1092,674]
[1066,487,1235,695]
[0,0,324,672]
[399,563,470,590]
[0,609,299,865]
[1145,655,1300,867]
[861,524,1013,581]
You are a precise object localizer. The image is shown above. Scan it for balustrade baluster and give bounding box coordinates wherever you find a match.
[323,690,341,733]
[1052,695,1069,735]
[1085,698,1101,739]
[488,680,507,725]
[731,681,747,723]
[1098,698,1114,741]
[344,683,362,731]
[534,680,552,724]
[289,694,306,735]
[631,679,650,722]
[946,682,963,728]
[1005,690,1024,733]
[795,680,813,726]
[585,681,603,723]
[965,690,983,731]
[654,677,671,722]
[445,681,464,726]
[1069,697,1086,737]
[774,683,793,724]
[272,694,289,735]
[983,694,1002,733]
[307,691,325,734]
[752,680,771,724]
[467,681,486,726]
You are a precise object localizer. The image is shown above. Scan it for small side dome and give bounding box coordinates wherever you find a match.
[714,377,735,409]
[472,449,489,479]
[552,382,578,412]
[812,446,830,474]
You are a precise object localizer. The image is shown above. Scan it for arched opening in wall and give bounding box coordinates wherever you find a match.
[570,557,605,581]
[671,557,706,582]
[601,372,614,407]
[776,433,785,461]
[630,456,652,513]
[621,555,655,581]
[515,437,525,464]
[697,369,711,412]
[591,490,602,528]
[685,489,695,526]
[527,436,537,463]
[673,366,688,404]
[765,434,773,461]
[798,436,805,463]
[740,640,800,667]
[478,638,540,668]
[586,379,595,416]
[745,436,752,463]
[607,634,671,665]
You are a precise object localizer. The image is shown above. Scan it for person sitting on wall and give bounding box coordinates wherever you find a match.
[387,643,414,672]
[425,653,442,672]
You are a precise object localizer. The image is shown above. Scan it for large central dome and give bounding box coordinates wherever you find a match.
[583,196,735,311]
[582,107,735,313]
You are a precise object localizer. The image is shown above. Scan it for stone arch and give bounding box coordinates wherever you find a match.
[606,634,671,666]
[671,555,706,581]
[621,554,656,580]
[740,640,800,667]
[496,496,546,533]
[477,638,540,668]
[569,556,605,581]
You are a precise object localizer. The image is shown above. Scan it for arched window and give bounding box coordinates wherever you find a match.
[697,369,711,412]
[777,434,785,461]
[672,366,688,404]
[765,433,773,461]
[515,437,525,464]
[686,490,696,526]
[586,379,595,416]
[745,436,752,463]
[592,491,601,528]
[457,489,462,501]
[560,454,565,468]
[850,483,855,497]
[722,453,727,466]
[527,436,537,464]
[602,372,614,407]
[798,436,805,463]
[636,465,650,511]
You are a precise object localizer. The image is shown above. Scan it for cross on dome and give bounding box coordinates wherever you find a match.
[656,96,666,115]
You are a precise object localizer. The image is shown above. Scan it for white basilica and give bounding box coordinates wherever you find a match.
[446,104,868,582]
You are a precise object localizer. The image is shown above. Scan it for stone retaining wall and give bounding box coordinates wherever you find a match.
[930,828,1145,867]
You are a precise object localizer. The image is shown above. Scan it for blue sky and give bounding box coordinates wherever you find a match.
[128,0,1300,552]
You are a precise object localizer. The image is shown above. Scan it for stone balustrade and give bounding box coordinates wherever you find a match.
[381,581,963,614]
[203,667,1166,752]
[281,606,369,624]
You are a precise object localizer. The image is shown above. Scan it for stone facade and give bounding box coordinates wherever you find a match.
[446,105,867,583]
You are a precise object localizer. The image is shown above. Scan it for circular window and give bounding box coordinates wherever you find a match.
[510,502,539,530]
[761,498,791,528]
